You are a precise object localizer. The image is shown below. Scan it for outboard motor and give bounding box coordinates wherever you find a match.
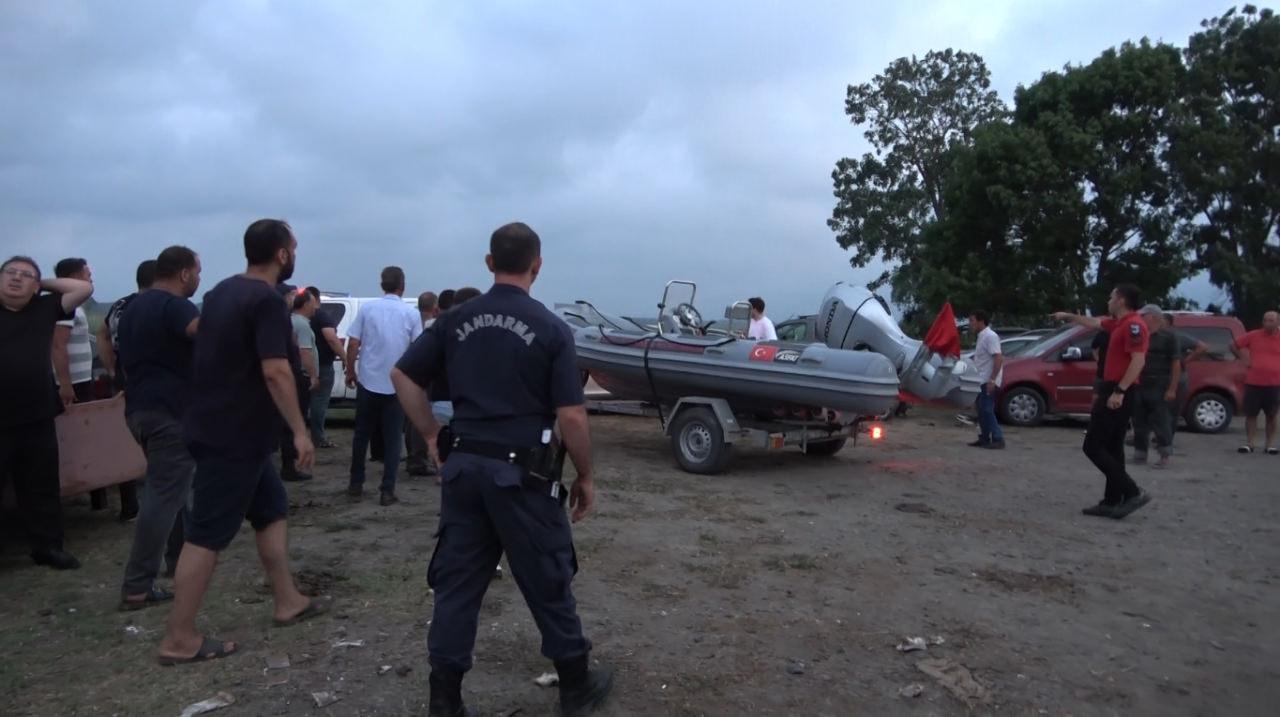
[816,283,981,407]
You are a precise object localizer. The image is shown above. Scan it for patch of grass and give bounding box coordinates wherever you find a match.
[322,521,367,534]
[761,553,822,572]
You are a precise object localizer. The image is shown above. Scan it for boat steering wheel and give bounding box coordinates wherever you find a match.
[672,302,705,334]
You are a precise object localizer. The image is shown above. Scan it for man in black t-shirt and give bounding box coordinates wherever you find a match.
[98,259,157,391]
[1091,329,1110,393]
[305,286,345,449]
[0,255,94,570]
[117,246,202,610]
[157,220,330,667]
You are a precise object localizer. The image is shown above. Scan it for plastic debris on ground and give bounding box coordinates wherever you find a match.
[179,692,235,717]
[786,659,806,675]
[916,658,990,707]
[123,625,144,636]
[896,637,928,653]
[311,691,341,708]
[533,672,560,687]
[265,653,290,670]
[379,665,393,675]
[331,639,366,649]
[898,684,925,698]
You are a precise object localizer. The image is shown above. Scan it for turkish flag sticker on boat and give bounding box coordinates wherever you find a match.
[750,345,778,362]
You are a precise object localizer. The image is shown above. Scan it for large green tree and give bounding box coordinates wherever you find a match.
[829,49,1006,291]
[895,121,1090,318]
[1170,5,1280,326]
[1013,39,1192,312]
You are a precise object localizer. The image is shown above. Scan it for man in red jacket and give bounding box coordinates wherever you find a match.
[1053,284,1154,520]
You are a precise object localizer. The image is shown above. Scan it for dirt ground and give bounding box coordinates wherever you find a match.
[3,408,1279,716]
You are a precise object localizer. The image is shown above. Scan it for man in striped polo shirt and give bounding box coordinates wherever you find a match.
[52,257,139,520]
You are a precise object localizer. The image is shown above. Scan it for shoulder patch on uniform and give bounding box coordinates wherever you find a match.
[1129,323,1141,337]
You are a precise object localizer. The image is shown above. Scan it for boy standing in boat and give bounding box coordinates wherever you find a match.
[748,297,777,341]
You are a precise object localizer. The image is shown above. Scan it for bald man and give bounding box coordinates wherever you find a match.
[1232,311,1280,454]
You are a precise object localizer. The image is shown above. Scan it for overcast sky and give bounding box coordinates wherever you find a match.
[0,0,1238,318]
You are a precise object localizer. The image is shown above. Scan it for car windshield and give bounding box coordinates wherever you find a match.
[1017,325,1081,358]
[1002,338,1038,357]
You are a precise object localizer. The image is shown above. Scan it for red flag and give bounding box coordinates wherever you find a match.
[923,302,961,358]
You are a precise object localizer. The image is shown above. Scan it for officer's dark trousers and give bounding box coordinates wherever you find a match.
[1083,384,1141,504]
[1131,385,1172,459]
[0,418,64,552]
[427,454,589,673]
[350,384,403,494]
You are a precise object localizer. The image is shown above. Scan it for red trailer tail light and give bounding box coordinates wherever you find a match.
[870,424,884,440]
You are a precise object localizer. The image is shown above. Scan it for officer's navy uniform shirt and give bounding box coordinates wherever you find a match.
[397,283,584,449]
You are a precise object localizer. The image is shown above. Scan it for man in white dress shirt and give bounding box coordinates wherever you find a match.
[969,310,1005,449]
[345,266,423,505]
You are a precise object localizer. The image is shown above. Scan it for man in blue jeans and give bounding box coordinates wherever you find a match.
[344,266,422,505]
[968,311,1006,449]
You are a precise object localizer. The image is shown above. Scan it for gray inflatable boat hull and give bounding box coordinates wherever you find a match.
[569,325,900,418]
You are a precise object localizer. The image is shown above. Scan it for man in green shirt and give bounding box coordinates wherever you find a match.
[283,291,319,482]
[1133,305,1180,467]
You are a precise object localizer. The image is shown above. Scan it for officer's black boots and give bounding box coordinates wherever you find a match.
[427,668,476,717]
[555,656,615,716]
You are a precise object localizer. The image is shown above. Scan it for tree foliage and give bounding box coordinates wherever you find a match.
[829,49,1005,289]
[832,7,1280,323]
[1170,4,1280,326]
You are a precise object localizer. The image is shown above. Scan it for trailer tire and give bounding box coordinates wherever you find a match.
[802,437,847,457]
[670,406,731,474]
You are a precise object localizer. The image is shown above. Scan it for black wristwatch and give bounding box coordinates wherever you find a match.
[1113,386,1127,395]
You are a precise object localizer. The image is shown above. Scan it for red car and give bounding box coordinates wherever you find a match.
[997,314,1247,433]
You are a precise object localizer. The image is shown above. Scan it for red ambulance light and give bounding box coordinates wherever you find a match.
[870,424,884,440]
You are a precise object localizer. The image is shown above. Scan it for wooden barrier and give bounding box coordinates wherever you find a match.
[55,394,146,497]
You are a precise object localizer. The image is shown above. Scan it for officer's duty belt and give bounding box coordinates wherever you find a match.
[450,437,539,467]
[450,436,568,505]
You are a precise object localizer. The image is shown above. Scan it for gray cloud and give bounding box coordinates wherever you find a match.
[1,0,1235,318]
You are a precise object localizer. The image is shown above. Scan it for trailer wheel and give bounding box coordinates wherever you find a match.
[670,407,731,474]
[802,437,847,457]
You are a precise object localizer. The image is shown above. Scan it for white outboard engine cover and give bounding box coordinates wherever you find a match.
[816,283,981,407]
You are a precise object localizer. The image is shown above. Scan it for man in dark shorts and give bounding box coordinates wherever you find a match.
[157,219,330,666]
[1,256,94,570]
[1232,310,1280,454]
[1053,284,1153,520]
[117,246,202,609]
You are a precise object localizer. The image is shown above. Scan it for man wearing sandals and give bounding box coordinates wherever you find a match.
[1232,310,1280,456]
[157,220,330,666]
[116,246,202,610]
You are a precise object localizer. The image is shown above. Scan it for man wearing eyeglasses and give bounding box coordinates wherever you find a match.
[0,255,95,570]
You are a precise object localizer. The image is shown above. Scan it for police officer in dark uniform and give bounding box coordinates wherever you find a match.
[391,222,613,717]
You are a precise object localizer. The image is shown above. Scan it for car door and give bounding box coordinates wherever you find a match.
[1049,331,1099,413]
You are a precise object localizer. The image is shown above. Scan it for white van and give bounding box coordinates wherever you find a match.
[318,293,419,402]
